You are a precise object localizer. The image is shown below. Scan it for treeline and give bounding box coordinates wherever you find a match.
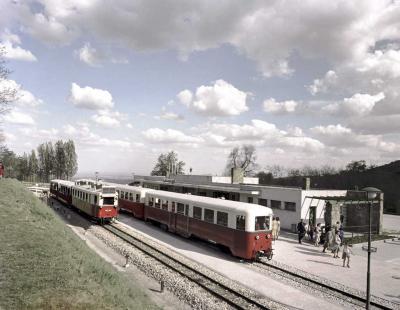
[0,140,78,182]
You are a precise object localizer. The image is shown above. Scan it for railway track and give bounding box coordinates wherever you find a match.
[103,223,276,310]
[255,260,395,310]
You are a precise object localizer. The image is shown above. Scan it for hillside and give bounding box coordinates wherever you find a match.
[0,179,158,310]
[266,160,400,214]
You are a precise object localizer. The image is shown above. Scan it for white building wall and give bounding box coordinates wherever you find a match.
[300,190,347,224]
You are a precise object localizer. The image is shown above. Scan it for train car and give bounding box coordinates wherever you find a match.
[50,179,74,205]
[71,181,118,222]
[142,189,273,260]
[114,184,150,219]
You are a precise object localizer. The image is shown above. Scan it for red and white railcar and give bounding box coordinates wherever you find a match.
[112,184,273,260]
[50,179,118,222]
[50,179,74,205]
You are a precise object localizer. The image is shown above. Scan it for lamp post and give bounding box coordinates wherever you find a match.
[362,187,381,310]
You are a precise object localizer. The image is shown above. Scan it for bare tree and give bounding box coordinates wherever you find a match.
[225,145,257,176]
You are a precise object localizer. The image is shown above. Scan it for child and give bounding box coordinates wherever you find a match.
[342,242,352,267]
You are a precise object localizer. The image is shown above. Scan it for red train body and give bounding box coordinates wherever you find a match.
[50,179,118,222]
[116,185,274,260]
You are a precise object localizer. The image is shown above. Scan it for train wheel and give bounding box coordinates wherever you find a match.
[266,250,273,260]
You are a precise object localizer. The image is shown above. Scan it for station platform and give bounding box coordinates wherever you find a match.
[272,230,400,305]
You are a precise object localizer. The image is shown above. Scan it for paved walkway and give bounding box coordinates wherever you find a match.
[273,231,400,305]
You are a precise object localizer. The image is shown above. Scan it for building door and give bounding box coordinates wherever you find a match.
[309,206,316,226]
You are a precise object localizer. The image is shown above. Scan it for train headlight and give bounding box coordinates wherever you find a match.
[255,235,259,240]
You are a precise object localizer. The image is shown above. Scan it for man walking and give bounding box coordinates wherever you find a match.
[297,219,306,244]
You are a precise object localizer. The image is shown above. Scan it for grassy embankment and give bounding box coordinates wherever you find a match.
[0,179,158,310]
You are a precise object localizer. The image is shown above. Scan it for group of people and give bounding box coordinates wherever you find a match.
[297,219,352,268]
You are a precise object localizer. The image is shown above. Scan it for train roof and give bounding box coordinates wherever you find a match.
[146,188,273,215]
[51,179,75,186]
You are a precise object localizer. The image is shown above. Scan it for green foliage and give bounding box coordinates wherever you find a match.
[0,140,78,182]
[151,150,185,176]
[0,179,157,310]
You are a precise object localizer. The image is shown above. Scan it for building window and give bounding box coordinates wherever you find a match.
[204,209,214,223]
[236,215,245,230]
[259,198,268,207]
[177,203,185,214]
[217,211,228,226]
[193,206,202,220]
[271,200,281,209]
[247,197,253,204]
[284,201,296,211]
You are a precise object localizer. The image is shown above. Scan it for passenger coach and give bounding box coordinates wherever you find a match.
[112,183,274,260]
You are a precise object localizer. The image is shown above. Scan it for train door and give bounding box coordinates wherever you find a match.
[169,202,176,232]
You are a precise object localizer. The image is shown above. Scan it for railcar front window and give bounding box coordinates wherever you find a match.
[255,216,270,231]
[103,197,114,205]
[236,215,245,230]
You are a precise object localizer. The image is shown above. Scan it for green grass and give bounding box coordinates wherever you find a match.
[0,179,159,310]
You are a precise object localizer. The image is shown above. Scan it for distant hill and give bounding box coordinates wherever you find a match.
[263,160,400,214]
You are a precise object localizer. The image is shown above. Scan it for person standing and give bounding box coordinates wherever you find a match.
[308,223,315,242]
[342,242,352,267]
[297,219,306,244]
[322,225,332,253]
[271,217,278,241]
[332,231,341,258]
[339,226,344,245]
[276,217,281,240]
[314,223,321,246]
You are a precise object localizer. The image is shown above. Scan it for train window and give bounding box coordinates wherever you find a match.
[236,215,245,230]
[129,193,133,201]
[185,205,189,216]
[171,202,176,212]
[162,200,168,211]
[149,197,154,206]
[217,211,228,226]
[155,198,160,208]
[177,203,185,214]
[120,191,124,199]
[94,195,98,205]
[255,216,270,231]
[204,209,214,223]
[103,197,114,205]
[136,194,140,202]
[116,190,119,196]
[193,207,202,220]
[125,192,128,200]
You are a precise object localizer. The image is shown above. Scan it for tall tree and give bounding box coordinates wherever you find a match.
[54,140,66,179]
[225,145,257,176]
[64,140,78,179]
[151,151,185,176]
[345,160,367,173]
[28,150,39,182]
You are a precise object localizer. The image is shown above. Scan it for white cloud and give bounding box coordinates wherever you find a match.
[177,80,248,116]
[76,42,103,67]
[323,92,385,116]
[263,98,298,114]
[159,111,184,121]
[69,83,114,110]
[1,30,37,61]
[0,79,43,107]
[142,128,202,145]
[91,110,127,128]
[3,110,35,125]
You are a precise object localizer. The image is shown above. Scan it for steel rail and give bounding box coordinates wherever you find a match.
[104,223,273,310]
[256,260,393,310]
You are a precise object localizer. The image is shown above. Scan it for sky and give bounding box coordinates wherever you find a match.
[0,0,400,176]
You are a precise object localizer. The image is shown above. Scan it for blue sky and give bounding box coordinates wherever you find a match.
[1,1,400,176]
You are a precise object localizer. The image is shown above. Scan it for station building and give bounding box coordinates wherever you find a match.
[130,174,380,232]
